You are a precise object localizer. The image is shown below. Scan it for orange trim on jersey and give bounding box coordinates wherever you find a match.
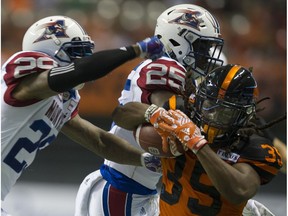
[253,86,259,99]
[169,95,177,110]
[218,65,241,99]
[237,158,279,175]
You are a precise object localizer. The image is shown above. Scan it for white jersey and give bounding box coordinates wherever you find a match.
[74,56,187,216]
[104,56,186,190]
[1,51,80,200]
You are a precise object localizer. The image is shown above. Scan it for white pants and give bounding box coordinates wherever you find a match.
[74,170,159,216]
[1,208,12,216]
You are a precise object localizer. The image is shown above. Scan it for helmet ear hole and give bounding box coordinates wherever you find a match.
[169,39,180,47]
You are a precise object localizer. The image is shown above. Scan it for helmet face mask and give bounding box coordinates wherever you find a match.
[55,37,94,63]
[194,64,258,143]
[22,16,94,66]
[155,4,224,77]
[197,96,255,130]
[185,35,224,77]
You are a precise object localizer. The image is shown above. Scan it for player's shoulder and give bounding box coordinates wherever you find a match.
[238,134,275,160]
[136,56,186,72]
[237,133,282,183]
[151,56,186,70]
[2,50,57,71]
[2,51,58,84]
[135,56,186,90]
[3,51,55,65]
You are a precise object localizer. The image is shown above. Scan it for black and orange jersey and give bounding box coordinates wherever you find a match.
[160,134,282,216]
[159,95,282,215]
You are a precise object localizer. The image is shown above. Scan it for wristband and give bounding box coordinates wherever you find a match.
[144,104,159,123]
[187,138,208,154]
[140,152,150,167]
[140,152,162,173]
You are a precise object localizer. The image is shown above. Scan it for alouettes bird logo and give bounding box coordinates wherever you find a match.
[168,9,203,31]
[33,20,69,44]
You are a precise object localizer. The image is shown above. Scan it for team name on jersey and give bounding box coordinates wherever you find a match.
[45,99,64,130]
[217,149,240,163]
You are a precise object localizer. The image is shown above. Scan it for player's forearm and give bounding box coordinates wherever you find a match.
[63,116,144,165]
[112,102,150,130]
[48,47,137,92]
[196,145,259,204]
[98,131,144,165]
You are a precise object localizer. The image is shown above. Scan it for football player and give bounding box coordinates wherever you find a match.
[114,64,282,215]
[74,4,224,216]
[1,15,165,214]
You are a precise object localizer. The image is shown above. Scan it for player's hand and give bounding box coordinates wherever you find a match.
[158,109,208,154]
[144,104,176,152]
[141,153,162,173]
[154,127,175,153]
[137,36,165,60]
[242,199,275,216]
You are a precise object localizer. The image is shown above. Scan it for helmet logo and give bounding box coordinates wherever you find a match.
[169,9,203,31]
[34,20,69,45]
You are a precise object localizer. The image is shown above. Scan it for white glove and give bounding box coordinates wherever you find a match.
[242,199,275,216]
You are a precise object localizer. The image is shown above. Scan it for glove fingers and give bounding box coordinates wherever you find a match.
[167,110,181,120]
[160,113,177,125]
[161,137,169,153]
[174,122,196,134]
[158,122,176,133]
[175,110,188,118]
[168,110,192,125]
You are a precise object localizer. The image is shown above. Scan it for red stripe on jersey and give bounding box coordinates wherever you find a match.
[3,82,41,107]
[70,105,79,119]
[108,185,128,216]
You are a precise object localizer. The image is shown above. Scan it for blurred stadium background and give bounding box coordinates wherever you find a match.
[1,0,286,215]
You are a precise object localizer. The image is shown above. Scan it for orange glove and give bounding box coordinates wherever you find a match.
[160,109,208,154]
[145,104,175,153]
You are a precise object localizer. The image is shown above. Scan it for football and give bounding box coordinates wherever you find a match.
[133,123,185,158]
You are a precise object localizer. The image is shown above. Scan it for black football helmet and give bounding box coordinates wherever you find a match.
[194,64,258,143]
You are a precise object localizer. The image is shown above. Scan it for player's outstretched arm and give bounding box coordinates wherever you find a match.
[13,36,164,100]
[61,114,161,172]
[47,36,164,92]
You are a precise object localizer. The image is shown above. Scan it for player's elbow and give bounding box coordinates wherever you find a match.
[225,186,258,205]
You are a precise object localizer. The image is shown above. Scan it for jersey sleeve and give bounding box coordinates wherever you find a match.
[136,58,186,104]
[237,134,283,185]
[2,51,58,106]
[3,51,57,85]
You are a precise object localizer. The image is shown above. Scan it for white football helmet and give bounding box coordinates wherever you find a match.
[155,4,224,77]
[22,15,94,66]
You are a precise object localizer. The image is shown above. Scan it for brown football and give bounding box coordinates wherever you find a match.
[133,123,185,158]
